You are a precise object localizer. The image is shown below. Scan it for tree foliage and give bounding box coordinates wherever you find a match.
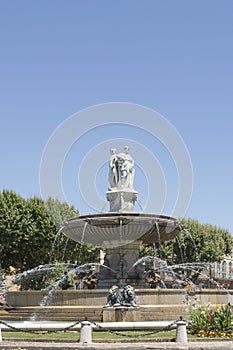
[0,191,99,272]
[44,197,77,229]
[0,190,30,271]
[44,197,100,265]
[179,218,232,263]
[141,218,233,265]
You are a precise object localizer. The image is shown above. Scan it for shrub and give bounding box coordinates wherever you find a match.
[190,302,233,337]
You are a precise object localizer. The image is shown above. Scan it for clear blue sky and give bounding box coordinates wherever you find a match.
[1,1,233,233]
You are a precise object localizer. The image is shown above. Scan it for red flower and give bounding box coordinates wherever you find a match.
[206,313,211,319]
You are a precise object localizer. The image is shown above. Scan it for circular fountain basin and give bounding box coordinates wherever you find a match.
[62,213,182,247]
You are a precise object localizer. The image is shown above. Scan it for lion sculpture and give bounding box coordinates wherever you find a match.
[105,284,139,308]
[104,285,122,307]
[122,285,138,307]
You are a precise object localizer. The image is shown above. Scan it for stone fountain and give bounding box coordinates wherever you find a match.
[57,146,183,321]
[3,147,233,323]
[62,146,182,289]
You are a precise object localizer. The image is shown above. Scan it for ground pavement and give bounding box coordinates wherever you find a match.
[1,340,233,349]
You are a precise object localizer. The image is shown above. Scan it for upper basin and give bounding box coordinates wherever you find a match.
[62,213,182,247]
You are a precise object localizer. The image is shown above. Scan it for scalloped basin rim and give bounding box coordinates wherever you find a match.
[70,212,179,221]
[66,213,182,226]
[62,213,182,245]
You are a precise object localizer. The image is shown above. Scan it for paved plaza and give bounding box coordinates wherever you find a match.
[1,340,233,349]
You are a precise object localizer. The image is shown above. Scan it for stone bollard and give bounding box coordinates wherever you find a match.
[175,316,188,343]
[79,320,92,345]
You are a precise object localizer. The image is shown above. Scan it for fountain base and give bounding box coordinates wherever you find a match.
[3,289,233,322]
[103,306,141,322]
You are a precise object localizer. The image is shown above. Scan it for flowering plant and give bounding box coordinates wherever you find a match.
[190,302,233,337]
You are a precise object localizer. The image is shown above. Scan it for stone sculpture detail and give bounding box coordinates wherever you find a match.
[121,285,138,307]
[104,284,139,308]
[107,146,138,212]
[105,285,122,307]
[146,269,162,289]
[108,146,135,190]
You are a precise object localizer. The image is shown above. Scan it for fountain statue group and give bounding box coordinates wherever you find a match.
[107,146,138,212]
[108,146,135,190]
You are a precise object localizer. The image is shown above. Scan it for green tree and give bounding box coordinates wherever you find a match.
[141,218,233,264]
[44,197,99,264]
[178,218,232,263]
[0,190,99,272]
[0,192,58,271]
[44,197,78,228]
[0,190,29,271]
[22,196,58,268]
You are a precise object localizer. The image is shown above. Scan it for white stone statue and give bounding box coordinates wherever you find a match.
[108,146,135,190]
[108,148,118,189]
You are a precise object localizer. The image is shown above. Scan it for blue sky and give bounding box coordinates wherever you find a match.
[1,1,233,233]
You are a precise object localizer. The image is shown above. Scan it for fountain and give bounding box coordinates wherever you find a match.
[2,147,233,323]
[62,146,182,290]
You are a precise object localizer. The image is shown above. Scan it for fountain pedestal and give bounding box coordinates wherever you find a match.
[98,240,147,288]
[103,306,141,322]
[106,189,138,212]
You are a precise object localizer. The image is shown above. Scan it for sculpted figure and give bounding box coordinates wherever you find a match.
[108,146,135,190]
[108,148,118,189]
[117,146,134,189]
[146,269,162,289]
[58,272,73,290]
[104,285,139,308]
[121,285,138,307]
[82,265,98,289]
[104,285,122,307]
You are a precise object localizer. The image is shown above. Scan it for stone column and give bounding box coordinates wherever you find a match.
[79,321,92,345]
[98,240,145,287]
[175,317,188,343]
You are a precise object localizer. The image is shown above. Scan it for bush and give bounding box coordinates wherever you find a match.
[190,302,233,337]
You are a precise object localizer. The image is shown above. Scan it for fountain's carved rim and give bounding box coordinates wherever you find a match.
[67,212,181,225]
[77,212,177,220]
[63,213,182,245]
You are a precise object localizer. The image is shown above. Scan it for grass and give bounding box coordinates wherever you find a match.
[2,330,180,341]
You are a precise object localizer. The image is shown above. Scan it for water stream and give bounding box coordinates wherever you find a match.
[49,225,65,263]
